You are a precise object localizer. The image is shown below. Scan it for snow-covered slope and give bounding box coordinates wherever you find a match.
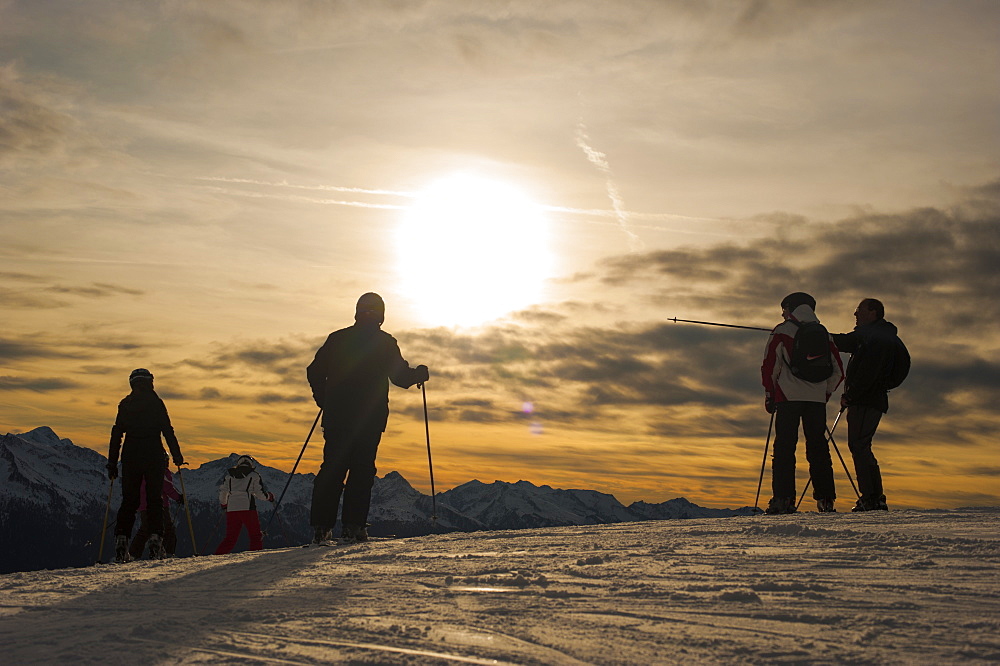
[1,509,997,664]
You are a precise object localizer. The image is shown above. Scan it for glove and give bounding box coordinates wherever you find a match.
[764,396,775,414]
[415,365,429,384]
[267,492,275,502]
[106,463,118,481]
[173,456,185,468]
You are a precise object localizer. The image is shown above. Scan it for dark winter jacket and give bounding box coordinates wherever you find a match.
[831,318,899,413]
[307,324,424,432]
[108,385,183,466]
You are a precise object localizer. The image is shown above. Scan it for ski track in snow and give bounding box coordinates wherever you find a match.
[1,509,998,665]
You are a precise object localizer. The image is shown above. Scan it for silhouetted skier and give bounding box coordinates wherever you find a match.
[307,293,428,543]
[761,293,844,514]
[831,298,905,511]
[106,368,185,562]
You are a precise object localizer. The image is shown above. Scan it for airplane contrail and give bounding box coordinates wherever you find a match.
[200,175,732,235]
[197,176,416,198]
[200,186,407,210]
[574,120,643,252]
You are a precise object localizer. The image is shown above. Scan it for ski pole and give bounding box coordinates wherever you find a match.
[420,382,437,521]
[97,477,115,564]
[670,317,771,332]
[827,418,860,499]
[177,465,198,556]
[795,407,848,510]
[263,408,322,536]
[753,410,775,513]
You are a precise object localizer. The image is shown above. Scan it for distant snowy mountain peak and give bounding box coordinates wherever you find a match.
[1,427,755,574]
[12,426,75,448]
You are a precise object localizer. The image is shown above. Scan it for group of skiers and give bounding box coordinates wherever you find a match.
[762,292,907,515]
[104,289,904,562]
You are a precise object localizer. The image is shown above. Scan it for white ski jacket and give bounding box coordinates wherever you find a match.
[219,466,271,512]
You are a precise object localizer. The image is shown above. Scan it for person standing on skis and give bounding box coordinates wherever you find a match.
[831,298,904,512]
[307,292,429,544]
[761,293,844,514]
[214,455,274,554]
[107,368,185,562]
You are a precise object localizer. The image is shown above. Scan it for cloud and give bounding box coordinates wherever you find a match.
[391,190,1000,445]
[0,272,145,309]
[598,198,1000,334]
[0,64,76,165]
[0,337,77,361]
[46,283,144,298]
[255,392,309,405]
[0,376,83,392]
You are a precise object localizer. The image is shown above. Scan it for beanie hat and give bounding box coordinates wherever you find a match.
[780,292,816,312]
[129,368,154,385]
[356,292,385,314]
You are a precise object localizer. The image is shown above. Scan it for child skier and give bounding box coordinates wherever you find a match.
[214,455,275,554]
[129,452,183,559]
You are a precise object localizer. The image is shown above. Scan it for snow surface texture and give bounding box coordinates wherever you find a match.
[1,509,998,664]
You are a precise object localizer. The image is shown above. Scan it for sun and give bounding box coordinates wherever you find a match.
[396,173,553,327]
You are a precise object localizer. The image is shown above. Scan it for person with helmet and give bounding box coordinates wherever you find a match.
[214,455,275,554]
[106,368,185,563]
[307,293,429,544]
[761,293,844,514]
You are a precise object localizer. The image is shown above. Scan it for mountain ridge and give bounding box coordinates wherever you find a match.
[1,427,754,573]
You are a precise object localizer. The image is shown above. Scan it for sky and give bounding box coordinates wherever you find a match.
[2,0,998,509]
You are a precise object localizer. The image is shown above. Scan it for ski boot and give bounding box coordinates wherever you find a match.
[765,496,797,515]
[114,535,132,563]
[147,534,165,560]
[852,495,889,512]
[312,526,332,545]
[817,498,836,513]
[342,524,369,543]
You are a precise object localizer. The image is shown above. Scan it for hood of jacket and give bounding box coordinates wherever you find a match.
[856,318,897,337]
[789,303,820,324]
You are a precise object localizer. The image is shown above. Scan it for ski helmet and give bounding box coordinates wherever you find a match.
[235,455,257,468]
[129,368,154,385]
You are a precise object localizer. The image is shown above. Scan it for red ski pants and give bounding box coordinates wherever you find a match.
[214,510,263,554]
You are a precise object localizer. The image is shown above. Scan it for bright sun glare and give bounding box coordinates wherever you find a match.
[397,173,553,327]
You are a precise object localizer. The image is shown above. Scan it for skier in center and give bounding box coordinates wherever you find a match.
[307,292,429,543]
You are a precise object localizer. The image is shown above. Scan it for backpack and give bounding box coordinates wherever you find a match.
[885,336,910,390]
[785,320,834,383]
